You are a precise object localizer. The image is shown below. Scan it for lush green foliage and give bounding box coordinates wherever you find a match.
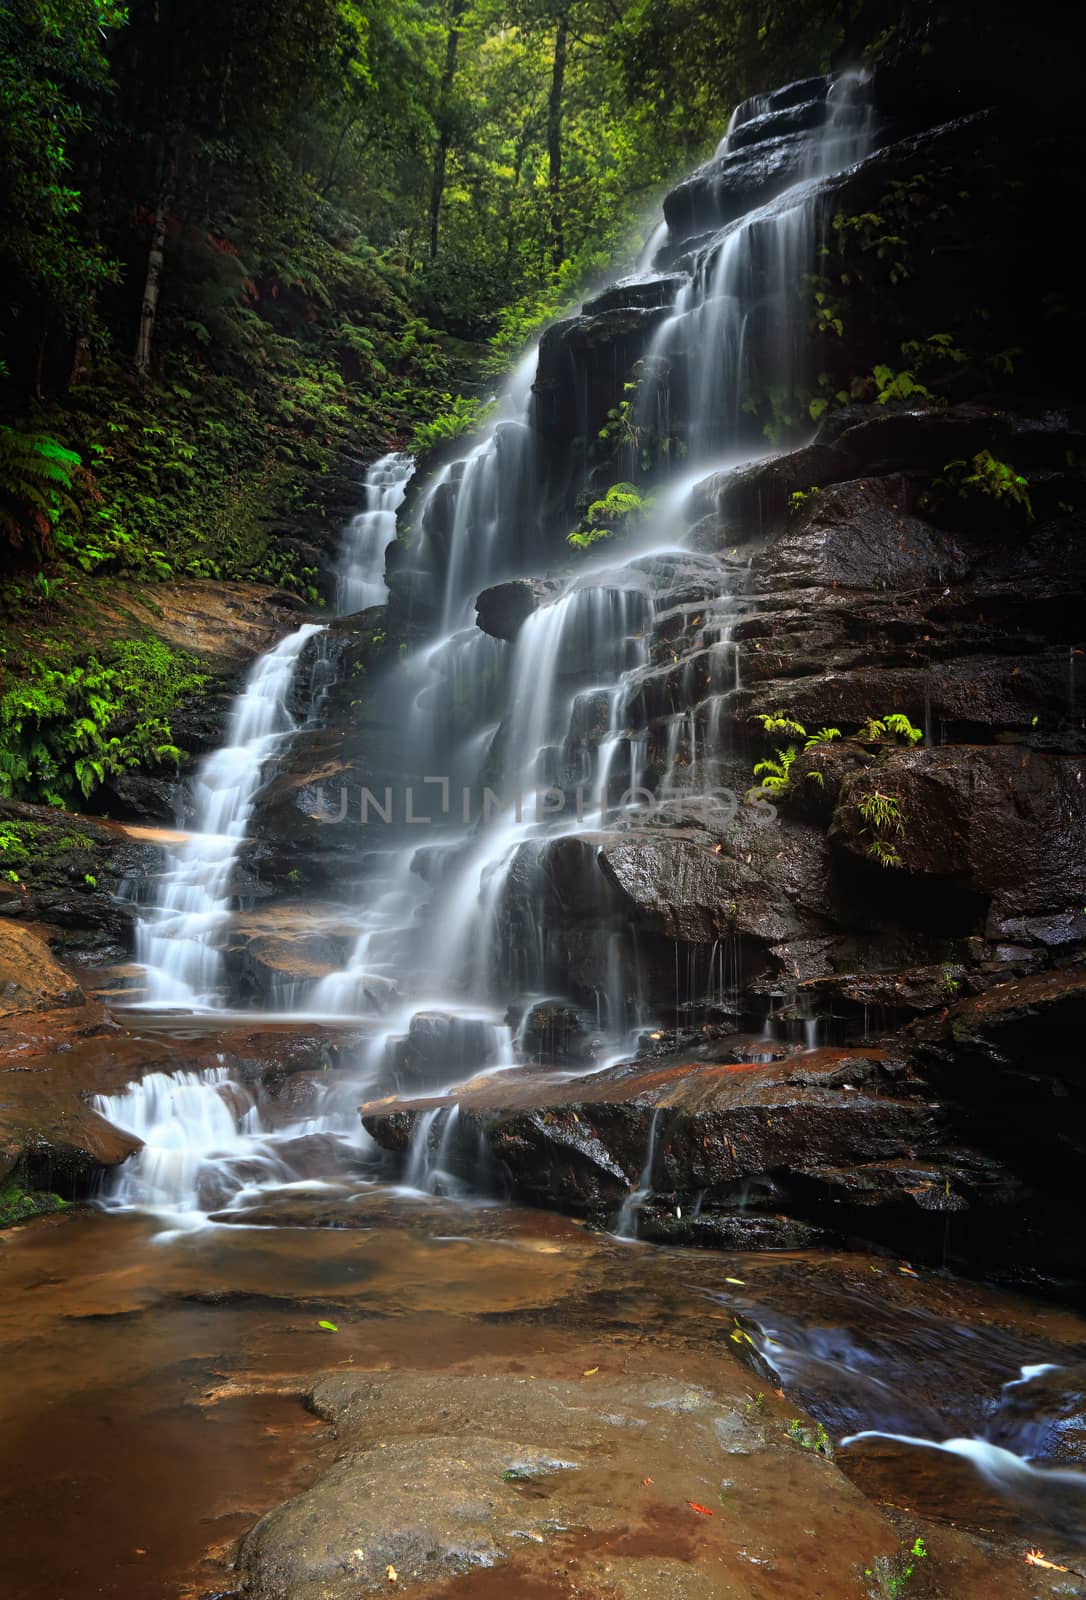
[863,1536,927,1599]
[857,788,905,868]
[0,817,97,876]
[0,425,88,557]
[568,482,646,549]
[0,636,207,804]
[748,712,922,802]
[0,1179,70,1227]
[934,450,1033,520]
[410,393,494,453]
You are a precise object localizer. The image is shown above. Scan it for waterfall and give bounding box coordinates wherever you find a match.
[337,451,414,614]
[104,69,884,1214]
[302,69,877,1073]
[615,1108,662,1239]
[132,622,323,1008]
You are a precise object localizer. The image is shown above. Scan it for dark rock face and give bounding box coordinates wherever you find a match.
[533,302,673,453]
[664,130,818,240]
[0,799,160,966]
[475,577,561,641]
[831,747,1086,936]
[362,1029,1077,1278]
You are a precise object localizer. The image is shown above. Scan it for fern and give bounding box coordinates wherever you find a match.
[0,426,86,557]
[751,745,799,793]
[804,726,841,750]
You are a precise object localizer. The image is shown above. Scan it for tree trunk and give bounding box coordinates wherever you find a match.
[134,157,174,378]
[503,115,535,271]
[547,11,569,272]
[34,324,48,399]
[70,327,93,387]
[321,110,359,197]
[428,0,465,260]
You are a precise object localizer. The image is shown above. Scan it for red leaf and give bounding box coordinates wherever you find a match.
[687,1501,714,1517]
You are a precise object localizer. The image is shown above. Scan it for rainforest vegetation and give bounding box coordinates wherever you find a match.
[0,0,1075,806]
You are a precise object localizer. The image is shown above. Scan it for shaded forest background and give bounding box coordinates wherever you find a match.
[0,0,1077,807]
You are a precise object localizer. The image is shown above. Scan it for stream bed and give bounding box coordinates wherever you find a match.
[2,1187,1084,1599]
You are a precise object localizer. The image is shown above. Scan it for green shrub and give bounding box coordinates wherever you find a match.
[0,426,87,559]
[0,637,207,804]
[934,449,1033,519]
[568,482,646,550]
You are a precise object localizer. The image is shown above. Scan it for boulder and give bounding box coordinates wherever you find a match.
[474,577,561,641]
[238,1366,906,1600]
[830,746,1086,932]
[0,922,84,1016]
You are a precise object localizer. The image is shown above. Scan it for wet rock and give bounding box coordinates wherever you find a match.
[686,404,1085,545]
[663,131,817,239]
[830,747,1086,930]
[222,908,360,1005]
[801,962,970,1019]
[238,1366,905,1600]
[766,476,972,590]
[0,922,84,1016]
[732,75,828,125]
[389,1010,506,1091]
[581,272,687,316]
[741,653,1078,742]
[0,799,160,966]
[364,1048,940,1241]
[512,999,602,1066]
[474,577,561,641]
[533,304,672,448]
[727,95,829,151]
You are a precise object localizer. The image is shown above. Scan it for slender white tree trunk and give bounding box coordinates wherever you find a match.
[135,164,174,377]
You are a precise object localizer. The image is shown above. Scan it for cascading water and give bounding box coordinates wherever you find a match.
[337,451,414,614]
[109,71,877,1187]
[131,622,324,1009]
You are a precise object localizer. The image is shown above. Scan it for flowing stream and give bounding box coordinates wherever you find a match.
[86,74,1086,1546]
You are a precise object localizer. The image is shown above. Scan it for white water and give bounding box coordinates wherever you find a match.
[108,69,881,1204]
[132,622,323,1008]
[615,1108,662,1239]
[337,451,414,613]
[109,81,871,1157]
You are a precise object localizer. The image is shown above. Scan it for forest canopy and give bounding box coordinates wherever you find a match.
[0,0,1065,588]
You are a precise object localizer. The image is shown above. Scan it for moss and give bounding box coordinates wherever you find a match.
[0,1179,69,1227]
[0,817,100,878]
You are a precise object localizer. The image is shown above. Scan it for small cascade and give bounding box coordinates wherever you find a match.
[94,1063,378,1221]
[637,70,874,462]
[94,1068,276,1220]
[615,1108,662,1239]
[337,452,414,614]
[735,1286,1086,1541]
[402,1105,461,1194]
[416,349,540,629]
[132,623,323,1008]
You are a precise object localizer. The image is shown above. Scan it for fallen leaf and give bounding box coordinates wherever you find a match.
[688,1501,714,1517]
[318,1319,339,1331]
[724,1276,745,1285]
[1025,1549,1069,1572]
[583,1366,599,1376]
[387,1564,398,1582]
[897,1265,918,1278]
[641,1477,653,1486]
